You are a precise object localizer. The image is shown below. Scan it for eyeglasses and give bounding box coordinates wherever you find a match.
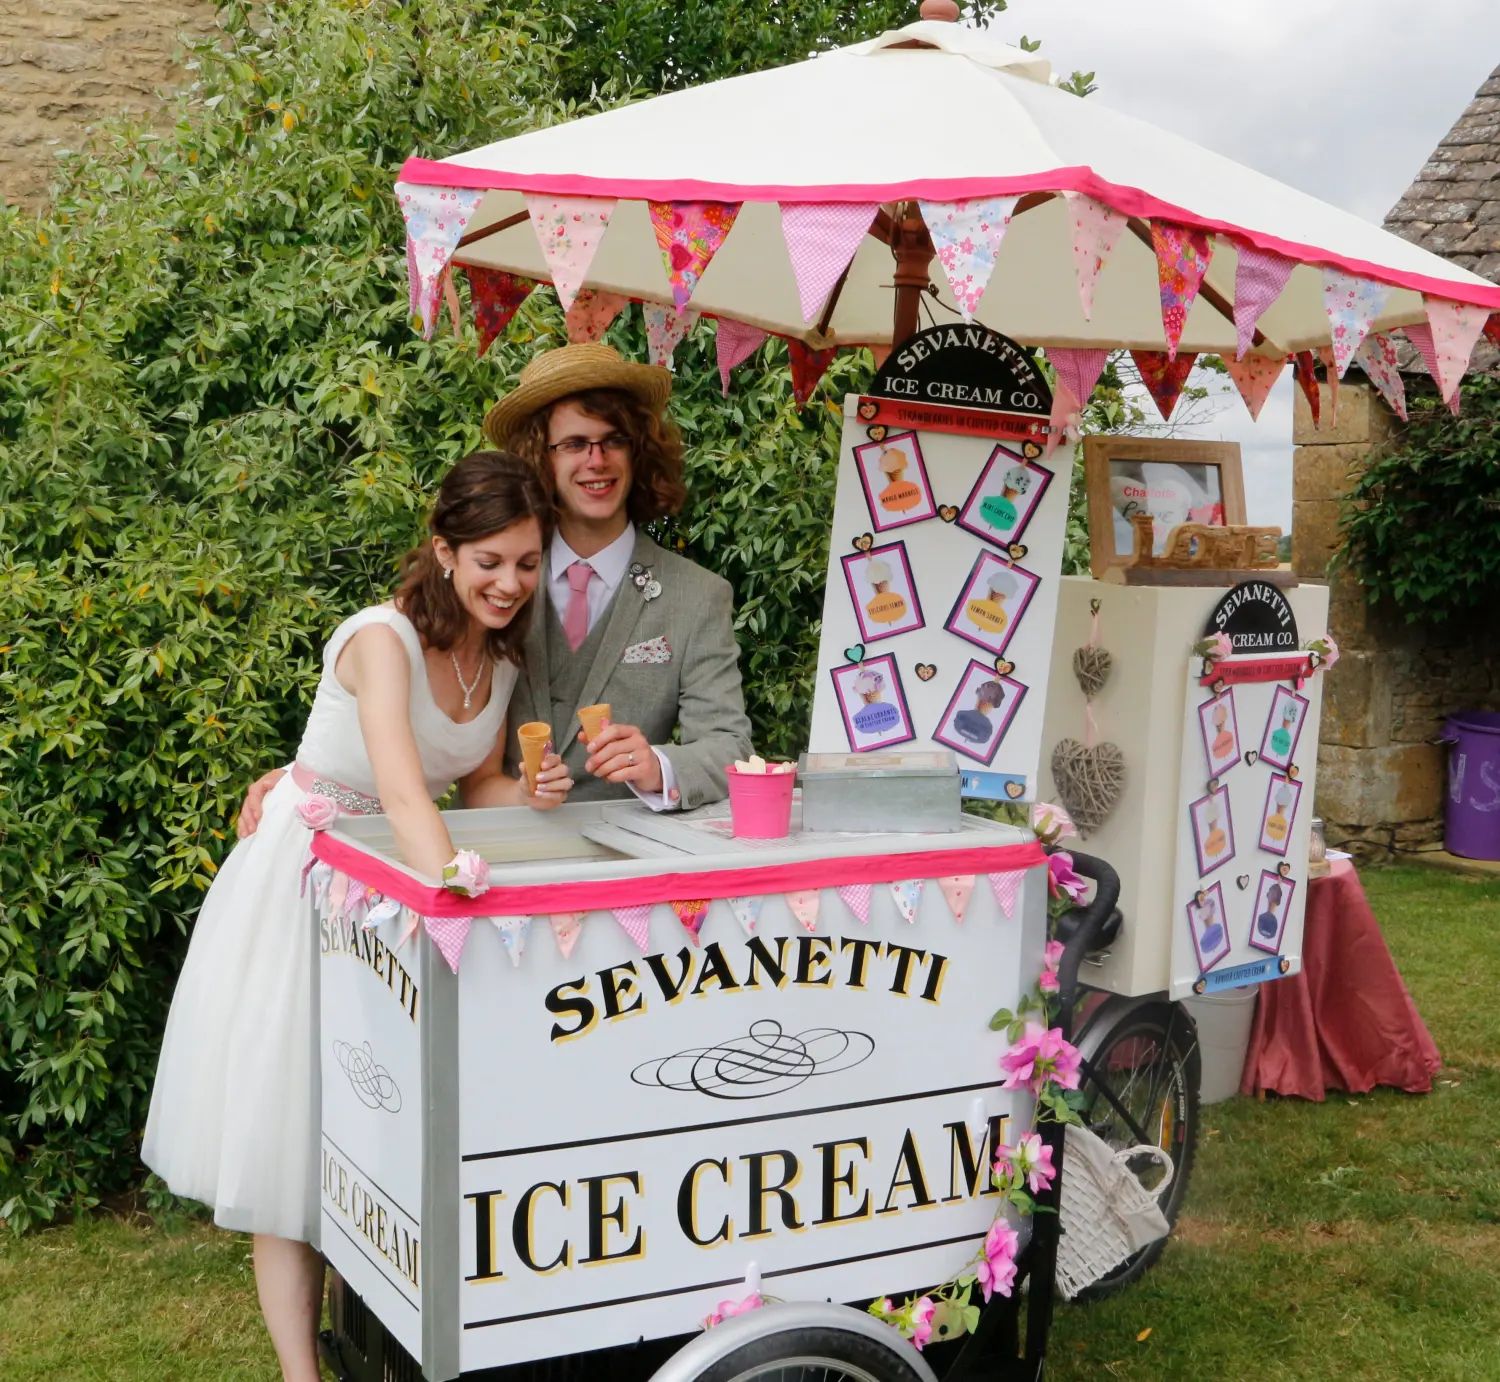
[547,435,632,458]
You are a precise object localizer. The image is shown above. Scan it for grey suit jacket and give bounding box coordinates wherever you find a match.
[504,531,753,809]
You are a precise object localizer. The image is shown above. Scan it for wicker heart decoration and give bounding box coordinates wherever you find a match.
[1050,738,1125,838]
[1072,645,1114,700]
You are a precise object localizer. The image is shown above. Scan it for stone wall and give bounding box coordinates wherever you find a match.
[0,0,215,206]
[1293,381,1500,861]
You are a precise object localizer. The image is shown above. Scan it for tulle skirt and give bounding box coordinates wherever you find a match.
[143,775,321,1243]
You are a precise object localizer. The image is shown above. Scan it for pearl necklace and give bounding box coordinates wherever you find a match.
[450,650,485,711]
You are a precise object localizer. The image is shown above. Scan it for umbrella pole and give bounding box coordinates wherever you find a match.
[890,200,936,348]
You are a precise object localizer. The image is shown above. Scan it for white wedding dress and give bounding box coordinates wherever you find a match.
[143,606,516,1242]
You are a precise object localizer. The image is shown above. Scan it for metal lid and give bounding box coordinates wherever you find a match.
[797,750,959,780]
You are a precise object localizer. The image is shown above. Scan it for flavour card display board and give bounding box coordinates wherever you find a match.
[811,398,1068,800]
[1167,652,1325,1000]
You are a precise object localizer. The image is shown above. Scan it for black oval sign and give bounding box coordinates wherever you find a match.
[1205,581,1300,652]
[870,324,1052,416]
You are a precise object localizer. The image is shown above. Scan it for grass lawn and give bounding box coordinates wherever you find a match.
[2,865,1496,1381]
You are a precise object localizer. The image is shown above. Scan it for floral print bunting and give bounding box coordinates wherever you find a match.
[918,196,1019,321]
[1151,222,1214,361]
[524,193,617,313]
[648,200,741,310]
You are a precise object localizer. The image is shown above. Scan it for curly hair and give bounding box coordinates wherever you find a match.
[393,451,554,666]
[507,386,687,524]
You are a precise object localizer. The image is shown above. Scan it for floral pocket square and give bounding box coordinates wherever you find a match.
[622,636,672,665]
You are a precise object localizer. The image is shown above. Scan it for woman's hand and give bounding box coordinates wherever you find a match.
[236,768,287,839]
[526,752,573,811]
[583,721,665,794]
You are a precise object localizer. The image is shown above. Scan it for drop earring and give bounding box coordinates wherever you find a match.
[443,566,453,580]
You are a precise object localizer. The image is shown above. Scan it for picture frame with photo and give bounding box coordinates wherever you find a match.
[931,659,1028,766]
[1258,686,1310,772]
[829,654,916,753]
[1186,882,1231,974]
[852,431,938,532]
[1249,870,1296,954]
[957,444,1053,549]
[840,541,926,645]
[1258,773,1303,857]
[1188,785,1236,877]
[943,550,1041,658]
[1198,688,1242,778]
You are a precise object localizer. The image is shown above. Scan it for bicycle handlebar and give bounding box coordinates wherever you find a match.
[1048,849,1121,1040]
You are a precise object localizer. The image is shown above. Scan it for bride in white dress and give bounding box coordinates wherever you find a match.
[143,452,573,1382]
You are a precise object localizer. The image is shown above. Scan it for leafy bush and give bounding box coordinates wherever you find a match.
[1339,376,1500,622]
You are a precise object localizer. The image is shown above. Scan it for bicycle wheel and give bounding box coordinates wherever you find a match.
[685,1327,930,1382]
[1072,999,1200,1300]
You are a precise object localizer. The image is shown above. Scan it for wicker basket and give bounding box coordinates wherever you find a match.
[1055,1124,1175,1299]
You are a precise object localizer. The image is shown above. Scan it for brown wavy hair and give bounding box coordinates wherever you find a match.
[394,451,554,666]
[508,386,688,523]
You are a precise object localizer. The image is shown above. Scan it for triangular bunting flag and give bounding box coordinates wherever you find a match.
[779,202,879,322]
[728,896,765,936]
[425,914,473,974]
[1130,350,1198,421]
[987,871,1023,919]
[1292,350,1321,430]
[1232,241,1295,359]
[1046,348,1110,409]
[1151,222,1213,361]
[1422,295,1488,402]
[365,895,403,931]
[441,265,463,340]
[788,340,837,408]
[1063,191,1128,321]
[1044,381,1082,461]
[937,875,976,924]
[614,904,653,952]
[670,899,710,945]
[395,182,485,338]
[716,318,769,395]
[649,200,741,309]
[890,879,925,925]
[1352,332,1407,422]
[328,871,350,922]
[344,878,369,926]
[1322,269,1390,378]
[1485,312,1500,349]
[836,883,873,926]
[644,301,698,369]
[918,196,1019,321]
[397,908,421,951]
[565,288,628,344]
[1220,351,1286,422]
[524,193,617,313]
[548,912,585,959]
[1315,346,1341,428]
[308,860,333,909]
[464,266,534,358]
[490,916,531,968]
[785,890,822,933]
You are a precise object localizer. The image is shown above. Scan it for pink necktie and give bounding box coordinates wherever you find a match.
[563,560,595,652]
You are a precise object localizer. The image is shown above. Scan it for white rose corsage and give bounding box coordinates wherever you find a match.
[442,849,490,897]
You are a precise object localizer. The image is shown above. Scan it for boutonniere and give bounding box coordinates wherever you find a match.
[629,561,662,602]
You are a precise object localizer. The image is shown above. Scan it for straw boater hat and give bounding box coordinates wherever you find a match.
[483,343,673,448]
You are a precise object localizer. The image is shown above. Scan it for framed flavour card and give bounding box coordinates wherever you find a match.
[931,659,1027,767]
[957,444,1053,549]
[1188,785,1235,877]
[1198,688,1242,777]
[1249,870,1296,954]
[1258,773,1303,857]
[943,550,1041,658]
[1186,882,1231,974]
[853,431,938,532]
[829,654,916,753]
[841,542,925,644]
[1259,686,1309,772]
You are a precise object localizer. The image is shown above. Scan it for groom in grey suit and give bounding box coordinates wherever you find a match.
[484,343,751,811]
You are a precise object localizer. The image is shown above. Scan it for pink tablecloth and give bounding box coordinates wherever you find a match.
[1240,859,1442,1101]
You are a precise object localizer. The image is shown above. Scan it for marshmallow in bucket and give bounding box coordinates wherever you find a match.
[733,755,795,774]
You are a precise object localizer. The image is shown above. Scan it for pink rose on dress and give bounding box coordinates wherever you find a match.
[296,794,339,830]
[442,849,491,897]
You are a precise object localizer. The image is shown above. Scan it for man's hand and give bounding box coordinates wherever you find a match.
[526,752,574,812]
[582,721,676,800]
[236,768,286,839]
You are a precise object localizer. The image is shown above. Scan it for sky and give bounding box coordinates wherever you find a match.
[989,0,1500,527]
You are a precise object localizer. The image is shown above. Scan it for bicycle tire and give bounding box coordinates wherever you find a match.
[1072,999,1200,1300]
[681,1326,932,1382]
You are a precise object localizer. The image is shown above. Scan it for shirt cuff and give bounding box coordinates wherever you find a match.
[629,748,681,813]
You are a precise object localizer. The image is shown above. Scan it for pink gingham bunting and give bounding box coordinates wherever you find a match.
[779,202,879,323]
[1232,241,1295,359]
[716,318,769,395]
[614,904,653,952]
[988,871,1023,919]
[836,883,873,925]
[524,193,617,313]
[1046,348,1110,409]
[424,914,473,974]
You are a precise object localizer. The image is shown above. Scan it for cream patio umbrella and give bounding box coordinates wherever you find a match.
[394,2,1500,410]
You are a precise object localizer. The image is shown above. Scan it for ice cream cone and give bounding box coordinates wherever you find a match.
[578,703,611,745]
[518,721,552,787]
